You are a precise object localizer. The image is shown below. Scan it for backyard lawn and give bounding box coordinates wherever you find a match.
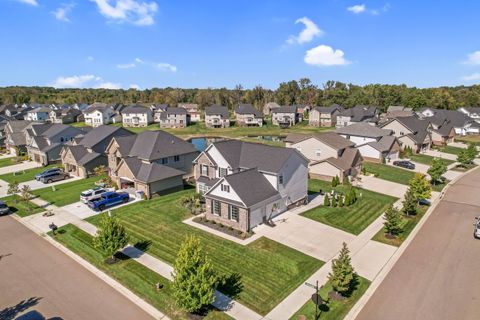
[1,195,44,217]
[50,224,232,320]
[0,157,19,168]
[87,189,323,315]
[0,164,58,184]
[406,153,454,166]
[363,162,415,185]
[32,175,106,207]
[304,179,397,235]
[455,136,480,145]
[372,206,428,247]
[434,145,464,155]
[290,276,370,320]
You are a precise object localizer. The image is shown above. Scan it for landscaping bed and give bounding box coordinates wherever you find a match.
[304,179,397,235]
[0,164,58,184]
[363,162,415,185]
[192,216,253,239]
[290,276,370,320]
[1,194,43,217]
[87,189,324,315]
[50,224,231,320]
[32,175,107,207]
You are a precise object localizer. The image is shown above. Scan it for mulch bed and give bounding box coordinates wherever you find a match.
[192,217,252,240]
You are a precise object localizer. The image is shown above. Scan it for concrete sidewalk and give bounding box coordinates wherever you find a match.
[355,175,407,198]
[0,160,40,175]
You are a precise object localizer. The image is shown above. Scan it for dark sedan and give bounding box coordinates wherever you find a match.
[393,160,416,170]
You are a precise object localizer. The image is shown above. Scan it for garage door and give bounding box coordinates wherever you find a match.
[388,151,399,160]
[249,207,264,229]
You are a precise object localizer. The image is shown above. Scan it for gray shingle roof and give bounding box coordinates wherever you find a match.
[338,105,377,122]
[313,104,343,114]
[272,105,297,114]
[205,105,229,119]
[235,104,262,117]
[165,107,187,115]
[336,122,392,138]
[78,125,132,151]
[122,105,151,114]
[325,148,362,171]
[386,116,430,144]
[285,132,354,150]
[63,145,103,165]
[122,157,184,183]
[367,135,397,152]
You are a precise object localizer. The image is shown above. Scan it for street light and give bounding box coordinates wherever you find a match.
[305,280,323,320]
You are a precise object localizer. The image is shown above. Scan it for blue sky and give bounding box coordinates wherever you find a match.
[1,0,480,90]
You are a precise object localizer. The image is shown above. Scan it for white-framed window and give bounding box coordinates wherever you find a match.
[198,183,209,194]
[201,164,209,176]
[221,184,230,193]
[212,200,221,216]
[219,167,227,177]
[229,205,239,222]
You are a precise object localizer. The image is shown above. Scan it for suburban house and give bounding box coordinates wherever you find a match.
[336,105,379,128]
[159,107,189,128]
[193,140,309,232]
[380,116,432,153]
[234,104,263,127]
[179,103,201,122]
[26,124,86,165]
[336,123,400,162]
[380,106,414,122]
[106,131,198,197]
[122,105,153,127]
[271,106,302,127]
[205,105,230,128]
[309,104,343,127]
[458,107,480,121]
[83,103,116,127]
[4,120,35,155]
[61,125,133,178]
[425,109,479,138]
[285,132,363,181]
[25,106,51,122]
[49,108,82,124]
[263,102,280,115]
[151,104,169,123]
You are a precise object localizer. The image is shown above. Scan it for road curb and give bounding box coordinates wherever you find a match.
[344,165,480,320]
[10,214,168,320]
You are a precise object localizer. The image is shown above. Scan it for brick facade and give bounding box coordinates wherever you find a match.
[204,198,249,232]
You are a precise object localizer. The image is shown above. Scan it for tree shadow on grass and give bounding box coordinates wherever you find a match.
[133,239,152,252]
[217,273,243,299]
[0,297,42,320]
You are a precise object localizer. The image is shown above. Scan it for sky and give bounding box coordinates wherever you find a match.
[0,0,480,90]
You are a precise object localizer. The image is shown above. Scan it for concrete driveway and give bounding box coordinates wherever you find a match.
[62,197,142,220]
[386,160,430,175]
[0,161,40,175]
[356,175,407,198]
[0,176,82,197]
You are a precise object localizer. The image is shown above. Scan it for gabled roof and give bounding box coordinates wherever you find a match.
[336,122,392,138]
[272,105,297,114]
[324,148,362,171]
[338,105,377,122]
[7,120,34,132]
[63,145,103,165]
[78,125,132,150]
[165,107,187,115]
[367,135,397,152]
[235,104,262,117]
[312,104,343,114]
[178,103,198,110]
[121,157,184,184]
[285,132,354,150]
[151,104,169,112]
[84,103,113,114]
[29,106,52,113]
[205,105,229,119]
[122,105,151,114]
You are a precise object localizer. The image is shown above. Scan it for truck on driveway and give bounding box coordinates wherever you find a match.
[87,191,129,211]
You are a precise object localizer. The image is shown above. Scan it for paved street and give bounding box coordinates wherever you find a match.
[0,215,154,320]
[356,167,480,320]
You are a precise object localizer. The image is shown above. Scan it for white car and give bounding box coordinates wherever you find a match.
[474,217,480,239]
[80,187,114,204]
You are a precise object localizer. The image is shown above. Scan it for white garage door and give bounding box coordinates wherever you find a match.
[388,151,399,160]
[249,207,264,229]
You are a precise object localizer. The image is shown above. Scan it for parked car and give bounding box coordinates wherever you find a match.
[418,198,431,206]
[39,171,69,184]
[0,201,10,215]
[474,217,480,239]
[87,191,129,211]
[35,167,62,181]
[80,187,114,204]
[393,160,415,170]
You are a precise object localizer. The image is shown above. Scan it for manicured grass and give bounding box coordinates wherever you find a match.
[406,153,454,166]
[372,206,428,247]
[32,175,106,207]
[304,179,397,235]
[455,136,480,146]
[434,145,464,155]
[363,162,415,185]
[1,195,44,217]
[87,189,323,315]
[70,122,89,127]
[0,164,58,184]
[50,224,232,320]
[431,179,449,192]
[290,276,370,320]
[451,163,477,172]
[0,157,19,168]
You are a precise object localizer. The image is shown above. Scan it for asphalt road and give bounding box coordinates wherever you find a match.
[357,167,480,320]
[0,216,153,320]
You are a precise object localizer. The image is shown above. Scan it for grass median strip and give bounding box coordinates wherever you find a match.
[0,164,57,184]
[0,157,20,168]
[304,179,397,235]
[1,195,43,217]
[50,224,232,320]
[87,189,324,316]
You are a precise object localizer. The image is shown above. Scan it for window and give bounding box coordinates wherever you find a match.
[229,205,239,222]
[221,184,230,193]
[315,149,321,157]
[201,164,209,176]
[219,167,227,177]
[279,175,284,184]
[174,155,180,162]
[212,200,221,216]
[161,157,168,164]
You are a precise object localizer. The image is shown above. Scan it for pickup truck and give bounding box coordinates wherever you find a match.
[80,187,114,204]
[87,191,129,211]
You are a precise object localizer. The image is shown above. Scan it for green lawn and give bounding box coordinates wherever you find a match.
[406,154,454,166]
[0,164,59,184]
[431,179,449,192]
[50,224,232,320]
[1,195,44,217]
[304,180,397,235]
[32,175,106,207]
[451,163,477,172]
[435,145,464,155]
[0,157,19,168]
[363,162,415,185]
[372,206,428,247]
[87,189,323,315]
[290,276,370,320]
[455,136,480,146]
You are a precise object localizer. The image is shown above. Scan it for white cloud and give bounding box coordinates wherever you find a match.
[129,84,141,89]
[462,73,480,81]
[304,45,350,66]
[96,81,122,89]
[15,0,38,6]
[49,74,122,88]
[87,56,94,61]
[347,4,366,14]
[116,62,136,69]
[464,51,480,65]
[117,58,177,72]
[52,4,74,22]
[156,63,177,72]
[287,17,323,45]
[90,0,158,26]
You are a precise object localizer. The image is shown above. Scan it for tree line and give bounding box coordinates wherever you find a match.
[2,79,480,112]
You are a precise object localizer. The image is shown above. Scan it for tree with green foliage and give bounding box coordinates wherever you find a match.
[331,176,338,188]
[342,175,350,186]
[338,194,344,207]
[172,235,218,313]
[20,185,32,202]
[331,194,337,207]
[93,214,129,261]
[347,187,357,205]
[383,205,404,237]
[7,181,19,203]
[427,158,447,185]
[328,242,355,296]
[323,194,330,206]
[409,173,432,201]
[457,149,471,167]
[402,188,417,216]
[344,192,350,206]
[467,143,478,161]
[93,165,106,176]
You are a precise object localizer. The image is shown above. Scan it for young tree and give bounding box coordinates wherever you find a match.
[331,194,337,207]
[383,205,404,237]
[402,188,417,216]
[344,192,351,207]
[342,175,350,186]
[457,149,471,168]
[427,158,447,185]
[323,194,330,206]
[409,173,432,201]
[338,194,344,207]
[20,185,32,202]
[467,142,478,161]
[93,165,106,176]
[7,181,20,203]
[172,235,218,313]
[93,214,129,261]
[328,242,355,296]
[331,176,338,188]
